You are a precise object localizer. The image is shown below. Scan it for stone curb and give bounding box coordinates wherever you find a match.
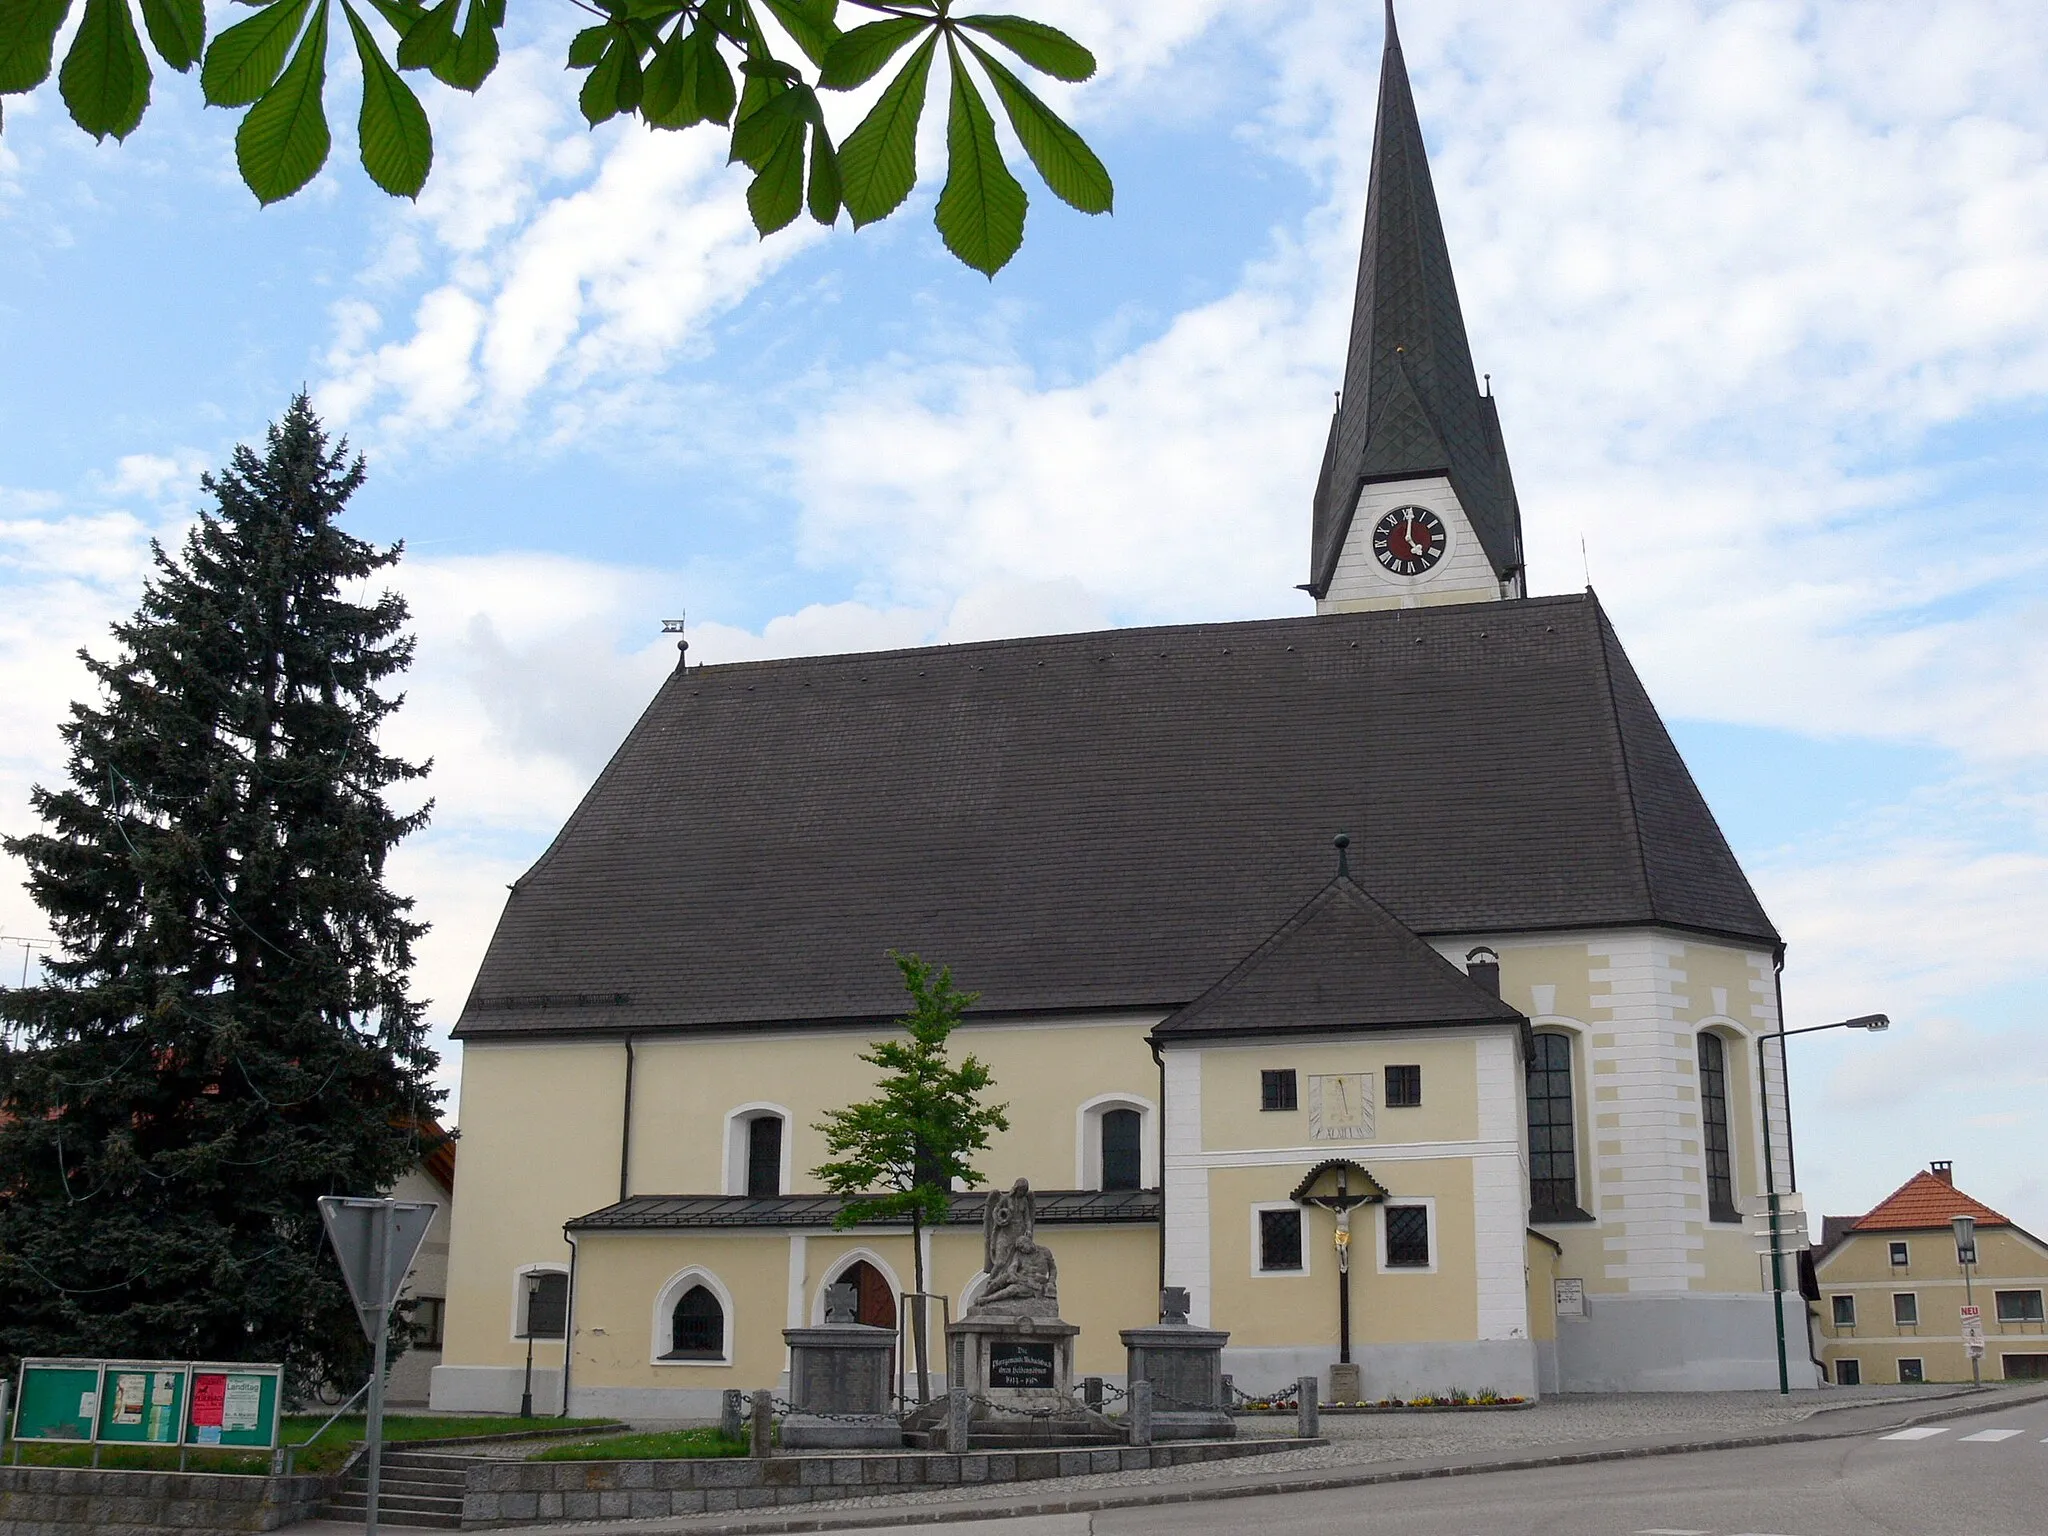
[519,1384,2048,1536]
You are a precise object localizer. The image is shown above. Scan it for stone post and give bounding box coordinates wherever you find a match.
[1296,1376,1319,1440]
[1129,1379,1153,1446]
[719,1389,744,1441]
[947,1386,972,1453]
[749,1390,775,1458]
[1083,1376,1103,1413]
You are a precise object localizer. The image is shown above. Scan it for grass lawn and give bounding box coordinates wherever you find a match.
[4,1414,618,1477]
[530,1427,747,1461]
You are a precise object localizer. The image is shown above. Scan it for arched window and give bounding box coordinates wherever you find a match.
[747,1114,783,1198]
[1698,1032,1740,1222]
[822,1259,898,1329]
[1526,1033,1581,1220]
[669,1285,725,1358]
[1101,1108,1142,1192]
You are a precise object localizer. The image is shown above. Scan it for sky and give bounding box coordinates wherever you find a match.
[2,0,2045,1239]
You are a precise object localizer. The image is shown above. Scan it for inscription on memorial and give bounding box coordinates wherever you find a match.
[987,1341,1057,1389]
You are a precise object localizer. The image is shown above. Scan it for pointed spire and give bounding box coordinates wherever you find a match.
[1308,3,1524,597]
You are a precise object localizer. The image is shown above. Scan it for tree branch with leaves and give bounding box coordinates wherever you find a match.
[811,950,1008,1398]
[0,0,1109,274]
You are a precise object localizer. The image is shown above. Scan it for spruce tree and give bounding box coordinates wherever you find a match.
[0,396,442,1392]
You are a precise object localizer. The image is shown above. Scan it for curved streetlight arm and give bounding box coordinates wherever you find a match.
[1755,1012,1890,1395]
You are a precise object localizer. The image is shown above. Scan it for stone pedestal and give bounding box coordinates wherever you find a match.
[780,1324,901,1449]
[1328,1362,1363,1405]
[1121,1324,1234,1441]
[941,1316,1116,1445]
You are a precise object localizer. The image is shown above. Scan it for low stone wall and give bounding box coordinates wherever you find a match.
[0,1464,335,1535]
[465,1439,1311,1527]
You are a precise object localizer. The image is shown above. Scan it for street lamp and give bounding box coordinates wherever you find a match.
[1756,1013,1890,1395]
[520,1276,541,1419]
[1953,1214,1982,1388]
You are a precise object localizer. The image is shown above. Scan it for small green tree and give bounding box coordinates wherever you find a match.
[812,951,1008,1400]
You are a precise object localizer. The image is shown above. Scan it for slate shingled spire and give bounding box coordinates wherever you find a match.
[1308,2,1524,598]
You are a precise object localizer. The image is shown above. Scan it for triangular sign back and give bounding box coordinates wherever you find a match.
[319,1196,438,1341]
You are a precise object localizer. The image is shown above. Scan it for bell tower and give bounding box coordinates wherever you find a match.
[1305,3,1526,613]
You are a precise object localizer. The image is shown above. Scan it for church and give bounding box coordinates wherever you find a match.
[430,9,1812,1418]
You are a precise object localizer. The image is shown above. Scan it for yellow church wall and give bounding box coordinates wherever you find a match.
[442,1039,625,1369]
[623,1017,1159,1197]
[1205,1160,1478,1348]
[1199,1036,1479,1151]
[1526,1236,1559,1344]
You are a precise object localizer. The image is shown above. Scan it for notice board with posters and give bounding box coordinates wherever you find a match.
[10,1361,104,1443]
[182,1362,283,1448]
[95,1362,189,1445]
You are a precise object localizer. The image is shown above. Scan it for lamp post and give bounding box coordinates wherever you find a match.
[1756,1013,1889,1395]
[519,1276,540,1418]
[1953,1214,1982,1388]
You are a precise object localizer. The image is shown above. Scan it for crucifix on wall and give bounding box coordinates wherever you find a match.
[1290,1159,1388,1366]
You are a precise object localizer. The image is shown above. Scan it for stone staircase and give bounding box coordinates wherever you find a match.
[318,1448,471,1529]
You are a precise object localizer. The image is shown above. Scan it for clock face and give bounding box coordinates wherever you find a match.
[1372,506,1448,576]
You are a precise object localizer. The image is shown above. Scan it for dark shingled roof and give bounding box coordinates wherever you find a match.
[455,592,1776,1041]
[1309,2,1523,595]
[567,1189,1161,1232]
[1154,876,1524,1040]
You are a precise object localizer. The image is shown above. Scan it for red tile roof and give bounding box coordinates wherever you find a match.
[1851,1170,2008,1233]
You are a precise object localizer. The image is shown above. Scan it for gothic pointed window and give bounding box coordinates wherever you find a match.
[1698,1033,1741,1223]
[1526,1033,1583,1221]
[669,1285,724,1358]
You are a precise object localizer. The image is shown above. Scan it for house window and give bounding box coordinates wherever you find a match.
[1261,1070,1297,1112]
[1258,1208,1303,1272]
[1385,1205,1431,1267]
[1386,1065,1422,1108]
[410,1297,446,1349]
[1831,1295,1856,1329]
[2003,1354,2048,1380]
[1889,1240,1909,1267]
[1697,1033,1739,1222]
[668,1285,725,1358]
[1996,1290,2045,1324]
[747,1114,783,1198]
[1526,1033,1580,1218]
[1897,1357,1923,1383]
[1835,1358,1862,1385]
[1101,1108,1142,1192]
[519,1270,568,1340]
[1893,1293,1919,1327]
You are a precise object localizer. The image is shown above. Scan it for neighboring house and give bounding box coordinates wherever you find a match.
[386,1126,457,1405]
[431,12,1816,1419]
[1812,1162,2048,1386]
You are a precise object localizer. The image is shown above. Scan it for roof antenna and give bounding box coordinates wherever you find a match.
[1484,372,1491,397]
[1334,832,1351,878]
[1580,536,1592,590]
[662,614,688,665]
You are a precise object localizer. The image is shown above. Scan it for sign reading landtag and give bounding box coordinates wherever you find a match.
[318,1197,437,1341]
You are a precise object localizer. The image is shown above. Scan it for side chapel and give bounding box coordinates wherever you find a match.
[431,8,1810,1416]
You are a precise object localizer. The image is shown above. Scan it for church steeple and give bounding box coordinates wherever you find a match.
[1307,2,1525,608]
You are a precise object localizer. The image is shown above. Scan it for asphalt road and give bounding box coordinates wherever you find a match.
[859,1395,2048,1536]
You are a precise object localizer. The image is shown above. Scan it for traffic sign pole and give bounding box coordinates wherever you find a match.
[365,1202,388,1536]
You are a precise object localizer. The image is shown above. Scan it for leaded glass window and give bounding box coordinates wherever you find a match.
[1698,1033,1740,1222]
[1101,1107,1142,1191]
[670,1285,724,1357]
[1385,1205,1431,1267]
[1526,1033,1580,1219]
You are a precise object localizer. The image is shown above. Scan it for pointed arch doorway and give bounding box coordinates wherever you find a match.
[824,1259,898,1330]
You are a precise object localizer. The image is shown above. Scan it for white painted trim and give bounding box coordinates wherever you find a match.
[509,1264,569,1344]
[1249,1201,1309,1278]
[722,1102,795,1196]
[1161,1050,1210,1326]
[785,1235,808,1332]
[809,1247,906,1325]
[1377,1197,1438,1276]
[650,1266,736,1367]
[1074,1091,1158,1190]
